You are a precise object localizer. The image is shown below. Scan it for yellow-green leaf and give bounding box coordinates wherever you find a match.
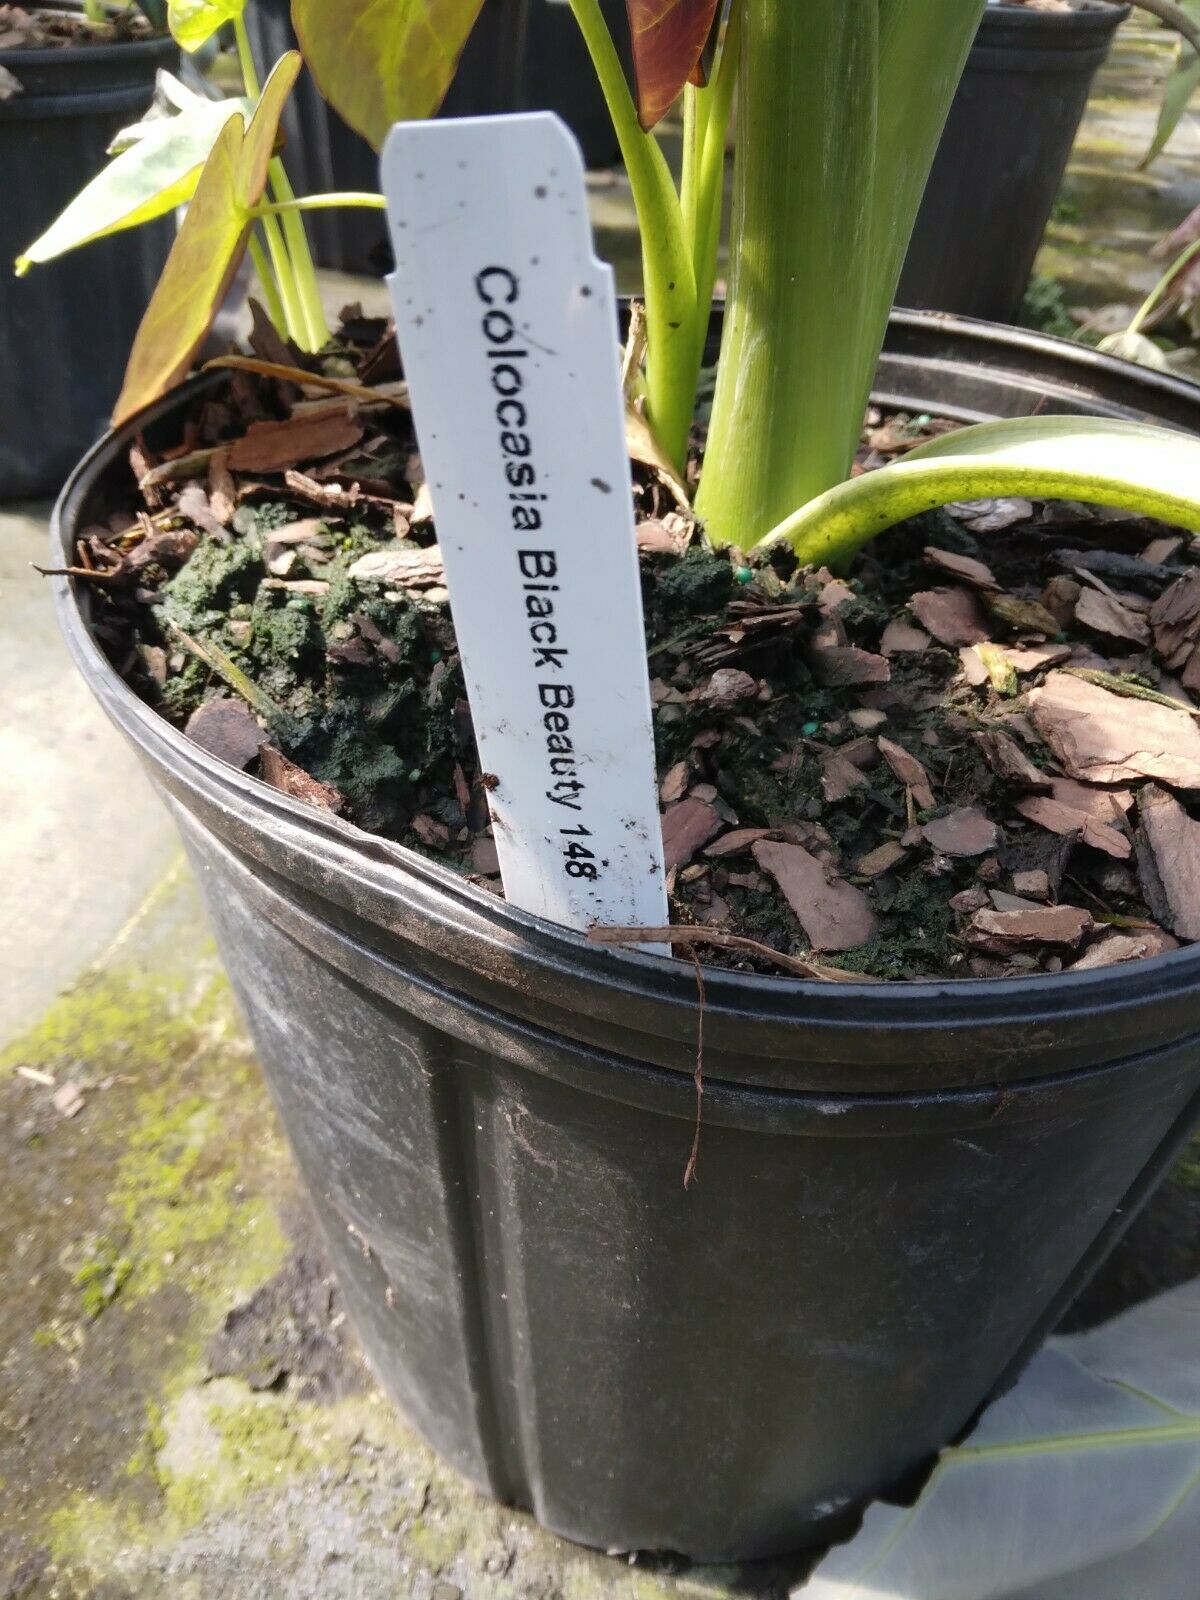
[762,416,1200,567]
[16,93,249,274]
[113,54,300,424]
[292,0,486,152]
[168,0,247,51]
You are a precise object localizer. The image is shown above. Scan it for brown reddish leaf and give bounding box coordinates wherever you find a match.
[877,737,935,810]
[922,807,999,858]
[1136,784,1200,940]
[923,547,998,590]
[184,697,265,770]
[662,797,723,873]
[973,729,1051,790]
[1071,926,1179,970]
[821,754,869,804]
[880,620,930,656]
[692,667,759,708]
[626,0,722,130]
[808,645,891,688]
[1013,796,1131,861]
[1074,587,1151,646]
[258,745,345,814]
[704,827,778,859]
[227,408,365,474]
[910,588,989,647]
[966,905,1094,951]
[752,840,879,953]
[1028,671,1200,788]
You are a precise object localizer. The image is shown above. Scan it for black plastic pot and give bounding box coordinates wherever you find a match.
[0,20,177,501]
[246,0,629,276]
[52,313,1200,1561]
[898,0,1131,324]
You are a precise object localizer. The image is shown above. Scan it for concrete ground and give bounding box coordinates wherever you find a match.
[2,18,1199,1599]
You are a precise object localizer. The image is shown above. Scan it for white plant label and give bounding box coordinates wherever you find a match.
[381,114,669,938]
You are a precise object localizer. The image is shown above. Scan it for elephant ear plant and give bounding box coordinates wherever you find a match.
[21,0,1200,564]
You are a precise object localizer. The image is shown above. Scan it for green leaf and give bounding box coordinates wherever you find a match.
[292,0,487,153]
[16,89,249,274]
[168,0,247,52]
[1143,0,1200,166]
[802,1283,1200,1599]
[114,53,300,424]
[762,416,1200,568]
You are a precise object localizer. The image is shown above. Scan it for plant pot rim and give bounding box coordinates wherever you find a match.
[51,308,1200,1093]
[985,0,1134,26]
[0,12,170,69]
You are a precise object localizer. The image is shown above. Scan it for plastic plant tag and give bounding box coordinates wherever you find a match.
[381,113,669,940]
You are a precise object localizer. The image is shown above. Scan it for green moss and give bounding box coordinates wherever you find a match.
[73,1236,134,1319]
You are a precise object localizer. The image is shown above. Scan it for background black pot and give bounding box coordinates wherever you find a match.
[0,21,177,501]
[246,0,629,276]
[898,0,1132,324]
[52,313,1200,1561]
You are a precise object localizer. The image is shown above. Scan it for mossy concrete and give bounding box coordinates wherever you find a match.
[1,865,819,1599]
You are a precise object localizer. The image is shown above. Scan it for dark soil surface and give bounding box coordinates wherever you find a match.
[0,4,154,49]
[63,310,1200,982]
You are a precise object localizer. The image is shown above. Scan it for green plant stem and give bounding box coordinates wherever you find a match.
[247,229,287,334]
[1129,232,1200,333]
[233,12,261,96]
[251,193,388,216]
[696,0,985,550]
[566,0,697,469]
[680,84,709,253]
[231,15,302,343]
[689,3,741,375]
[267,158,331,351]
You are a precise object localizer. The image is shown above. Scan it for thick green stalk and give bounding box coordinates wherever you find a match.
[697,0,985,550]
[689,3,741,376]
[566,0,697,468]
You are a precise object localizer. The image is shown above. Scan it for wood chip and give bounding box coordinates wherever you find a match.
[662,798,724,873]
[1150,570,1200,667]
[807,645,891,688]
[471,837,500,875]
[207,448,237,525]
[752,840,879,952]
[1012,870,1051,900]
[848,708,888,732]
[1074,587,1151,645]
[263,518,329,546]
[659,761,689,804]
[1136,785,1200,940]
[227,408,365,474]
[347,545,445,589]
[412,813,450,849]
[705,827,778,859]
[877,737,935,810]
[974,729,1051,790]
[258,746,345,814]
[966,905,1093,951]
[1141,536,1184,565]
[982,591,1061,636]
[184,698,265,771]
[1048,776,1133,820]
[922,806,999,857]
[1071,926,1179,970]
[924,547,999,590]
[854,840,907,877]
[880,619,930,655]
[692,667,759,708]
[821,754,869,803]
[1028,671,1200,788]
[910,588,989,646]
[1041,575,1081,629]
[1013,795,1131,859]
[1000,643,1073,673]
